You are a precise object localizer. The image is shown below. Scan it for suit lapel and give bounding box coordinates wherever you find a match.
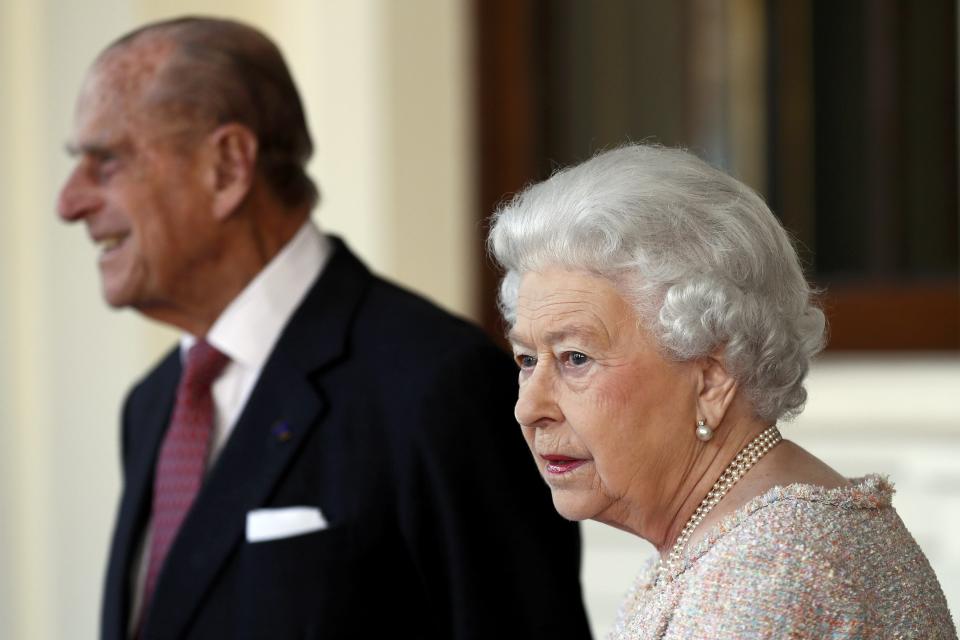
[144,237,372,638]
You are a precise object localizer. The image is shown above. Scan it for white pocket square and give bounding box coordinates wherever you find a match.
[245,506,328,543]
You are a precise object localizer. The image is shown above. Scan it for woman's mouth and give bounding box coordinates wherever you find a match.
[541,454,588,474]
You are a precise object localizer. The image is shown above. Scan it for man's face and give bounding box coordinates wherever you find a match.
[57,52,218,312]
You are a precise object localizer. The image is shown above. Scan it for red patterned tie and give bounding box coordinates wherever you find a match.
[141,339,229,615]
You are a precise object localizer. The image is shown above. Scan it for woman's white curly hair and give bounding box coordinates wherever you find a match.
[487,144,826,423]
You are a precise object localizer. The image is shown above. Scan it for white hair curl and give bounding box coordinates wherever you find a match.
[487,144,825,422]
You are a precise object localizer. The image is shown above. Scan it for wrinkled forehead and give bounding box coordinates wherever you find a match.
[511,269,636,344]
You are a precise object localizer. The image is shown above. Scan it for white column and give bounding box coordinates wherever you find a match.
[275,0,476,317]
[0,3,52,638]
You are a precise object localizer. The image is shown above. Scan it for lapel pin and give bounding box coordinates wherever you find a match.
[271,420,293,443]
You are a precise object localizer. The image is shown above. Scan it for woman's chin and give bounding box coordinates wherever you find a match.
[550,490,605,522]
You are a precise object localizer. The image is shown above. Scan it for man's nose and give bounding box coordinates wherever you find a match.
[57,166,101,222]
[514,364,562,428]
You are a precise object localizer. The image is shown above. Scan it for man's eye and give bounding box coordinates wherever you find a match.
[95,158,120,181]
[565,351,590,367]
[516,354,537,369]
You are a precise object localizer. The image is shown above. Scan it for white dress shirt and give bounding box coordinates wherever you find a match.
[128,220,331,634]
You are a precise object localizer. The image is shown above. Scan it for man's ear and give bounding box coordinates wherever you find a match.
[207,123,258,221]
[695,352,738,431]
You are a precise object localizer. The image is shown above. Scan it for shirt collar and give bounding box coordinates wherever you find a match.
[180,219,331,368]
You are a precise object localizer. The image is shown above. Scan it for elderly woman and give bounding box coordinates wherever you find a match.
[488,144,956,638]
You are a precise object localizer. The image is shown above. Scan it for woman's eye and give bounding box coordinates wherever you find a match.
[516,354,537,369]
[565,351,590,367]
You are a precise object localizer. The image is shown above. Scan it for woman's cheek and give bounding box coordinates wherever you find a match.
[562,365,598,395]
[520,425,537,451]
[583,371,631,411]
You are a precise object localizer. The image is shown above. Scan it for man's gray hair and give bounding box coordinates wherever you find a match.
[488,144,825,423]
[104,16,319,210]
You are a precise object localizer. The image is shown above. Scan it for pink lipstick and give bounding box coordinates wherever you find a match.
[542,455,587,474]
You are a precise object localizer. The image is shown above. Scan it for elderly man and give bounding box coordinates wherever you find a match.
[58,16,589,640]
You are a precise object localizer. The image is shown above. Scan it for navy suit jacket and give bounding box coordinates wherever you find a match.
[101,238,591,639]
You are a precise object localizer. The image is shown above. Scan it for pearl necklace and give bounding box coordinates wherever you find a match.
[657,425,782,582]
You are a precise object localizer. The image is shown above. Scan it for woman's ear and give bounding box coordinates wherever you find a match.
[206,123,258,221]
[695,353,738,430]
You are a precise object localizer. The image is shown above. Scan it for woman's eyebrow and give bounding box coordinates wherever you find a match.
[544,323,607,346]
[507,329,531,349]
[509,323,607,348]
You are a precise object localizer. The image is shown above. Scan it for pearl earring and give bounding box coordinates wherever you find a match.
[695,419,713,442]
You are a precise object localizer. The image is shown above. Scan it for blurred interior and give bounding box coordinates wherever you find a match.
[0,1,956,637]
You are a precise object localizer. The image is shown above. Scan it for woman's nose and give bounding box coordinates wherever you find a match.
[514,365,562,428]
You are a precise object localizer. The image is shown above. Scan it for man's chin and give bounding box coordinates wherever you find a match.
[100,283,134,309]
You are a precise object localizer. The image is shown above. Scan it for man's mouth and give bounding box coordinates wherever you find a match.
[96,233,127,254]
[541,454,588,474]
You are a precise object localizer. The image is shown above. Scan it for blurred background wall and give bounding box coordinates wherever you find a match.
[0,1,957,638]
